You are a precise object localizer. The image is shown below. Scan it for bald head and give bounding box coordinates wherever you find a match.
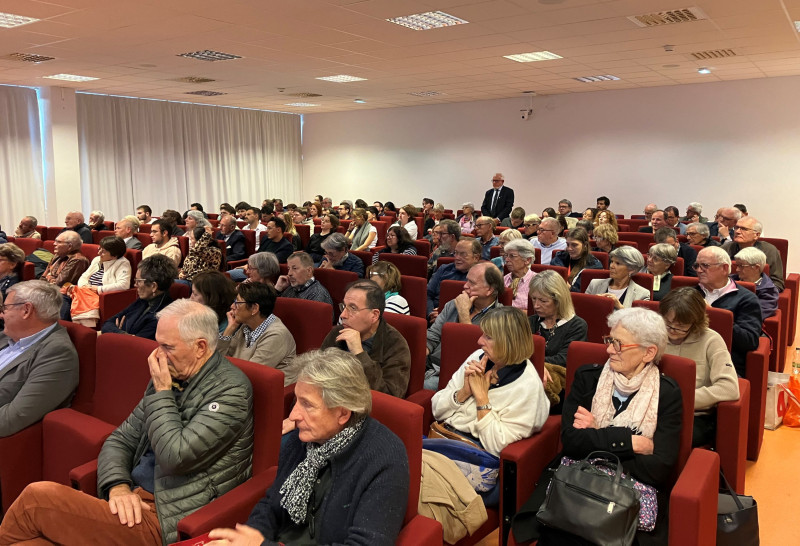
[64,211,84,229]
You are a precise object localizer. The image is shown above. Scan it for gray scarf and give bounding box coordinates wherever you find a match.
[280,417,366,524]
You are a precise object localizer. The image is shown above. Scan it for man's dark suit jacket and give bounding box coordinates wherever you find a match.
[481,185,514,220]
[216,230,247,262]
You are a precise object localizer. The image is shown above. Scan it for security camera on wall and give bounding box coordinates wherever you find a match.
[520,108,533,120]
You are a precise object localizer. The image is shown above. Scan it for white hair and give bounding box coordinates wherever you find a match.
[607,307,668,361]
[7,280,61,321]
[156,299,219,351]
[734,247,767,269]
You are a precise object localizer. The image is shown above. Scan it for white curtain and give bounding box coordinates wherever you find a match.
[77,94,303,221]
[0,85,45,232]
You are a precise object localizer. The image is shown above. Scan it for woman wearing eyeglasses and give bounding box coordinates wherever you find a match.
[659,288,739,447]
[371,226,418,265]
[550,228,603,292]
[585,246,650,309]
[643,243,677,301]
[591,223,618,253]
[513,307,682,544]
[457,202,478,235]
[521,214,541,241]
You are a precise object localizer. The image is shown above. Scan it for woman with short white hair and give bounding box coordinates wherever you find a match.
[585,246,649,309]
[501,238,536,310]
[732,246,778,319]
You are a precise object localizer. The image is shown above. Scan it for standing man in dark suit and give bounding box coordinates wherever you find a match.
[0,280,79,437]
[215,215,247,262]
[481,172,515,222]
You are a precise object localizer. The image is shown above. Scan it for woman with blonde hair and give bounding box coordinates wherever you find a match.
[282,212,302,250]
[365,261,409,315]
[345,208,378,251]
[591,223,619,253]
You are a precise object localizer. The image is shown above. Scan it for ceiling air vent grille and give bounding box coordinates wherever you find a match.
[289,92,322,98]
[176,76,216,83]
[628,7,708,27]
[185,90,226,96]
[178,50,241,62]
[409,91,442,97]
[690,49,736,60]
[5,52,55,63]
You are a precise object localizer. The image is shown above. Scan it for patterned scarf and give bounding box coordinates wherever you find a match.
[280,417,366,524]
[591,361,660,439]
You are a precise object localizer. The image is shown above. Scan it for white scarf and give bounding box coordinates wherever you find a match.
[590,361,660,439]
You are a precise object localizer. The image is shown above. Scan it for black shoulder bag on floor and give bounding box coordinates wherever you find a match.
[717,470,759,545]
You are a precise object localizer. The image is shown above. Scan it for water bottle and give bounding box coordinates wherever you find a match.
[793,348,800,375]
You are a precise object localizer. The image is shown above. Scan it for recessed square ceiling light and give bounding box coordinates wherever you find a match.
[315,75,367,83]
[574,75,621,83]
[0,12,39,28]
[504,51,562,63]
[178,50,242,62]
[285,102,319,107]
[387,11,468,31]
[44,74,99,82]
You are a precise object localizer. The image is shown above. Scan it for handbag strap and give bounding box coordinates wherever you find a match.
[584,451,625,485]
[719,469,744,511]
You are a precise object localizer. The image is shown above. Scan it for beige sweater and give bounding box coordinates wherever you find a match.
[663,328,740,413]
[217,316,299,386]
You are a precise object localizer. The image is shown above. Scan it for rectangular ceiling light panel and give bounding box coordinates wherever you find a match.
[316,75,367,83]
[387,11,468,31]
[574,75,620,83]
[285,102,319,107]
[504,51,562,63]
[0,12,39,28]
[178,50,242,62]
[44,74,99,82]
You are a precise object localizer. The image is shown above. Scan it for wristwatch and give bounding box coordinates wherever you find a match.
[476,403,492,411]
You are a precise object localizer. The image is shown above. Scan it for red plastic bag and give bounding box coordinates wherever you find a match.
[781,375,800,427]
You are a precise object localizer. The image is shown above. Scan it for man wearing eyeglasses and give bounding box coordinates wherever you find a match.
[721,216,784,291]
[474,216,499,260]
[427,220,461,277]
[320,280,410,398]
[480,173,515,221]
[654,227,697,277]
[427,238,481,320]
[533,217,567,265]
[694,247,761,376]
[557,199,582,219]
[706,207,740,244]
[0,280,79,437]
[41,231,89,287]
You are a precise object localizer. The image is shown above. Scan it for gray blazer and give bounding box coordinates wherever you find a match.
[585,278,651,308]
[0,324,79,437]
[125,237,143,250]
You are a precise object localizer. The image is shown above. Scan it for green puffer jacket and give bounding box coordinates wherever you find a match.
[97,351,254,545]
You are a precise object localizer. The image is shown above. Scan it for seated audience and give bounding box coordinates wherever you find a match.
[427,219,460,275]
[275,251,334,306]
[135,205,152,224]
[682,202,707,223]
[219,202,235,218]
[591,223,618,253]
[41,231,89,287]
[392,204,419,239]
[345,208,378,251]
[337,200,352,220]
[365,261,410,315]
[521,214,541,241]
[707,207,739,244]
[184,209,210,230]
[190,270,237,333]
[427,238,481,319]
[424,202,446,235]
[490,227,522,270]
[101,254,176,339]
[638,209,667,234]
[731,247,778,320]
[722,216,784,291]
[214,215,247,262]
[643,202,658,224]
[87,210,106,232]
[550,227,603,292]
[210,349,408,545]
[319,233,365,277]
[664,205,687,234]
[558,199,581,219]
[655,226,697,277]
[541,207,556,219]
[644,242,678,301]
[457,202,477,235]
[258,217,294,262]
[241,206,267,249]
[659,288,739,447]
[219,282,298,386]
[685,221,719,248]
[592,209,618,230]
[0,243,25,298]
[585,245,649,308]
[0,300,253,545]
[161,209,185,236]
[373,225,418,265]
[282,212,302,250]
[114,216,142,249]
[142,219,182,267]
[431,306,549,456]
[500,206,526,229]
[14,215,40,239]
[307,213,338,265]
[426,263,504,390]
[62,236,131,327]
[231,252,280,284]
[575,219,593,236]
[178,227,221,282]
[514,307,681,545]
[321,280,410,397]
[502,238,536,310]
[0,280,79,437]
[582,208,597,222]
[694,246,761,376]
[474,216,499,261]
[532,217,567,265]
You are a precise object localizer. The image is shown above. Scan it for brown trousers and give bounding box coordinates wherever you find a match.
[0,482,162,545]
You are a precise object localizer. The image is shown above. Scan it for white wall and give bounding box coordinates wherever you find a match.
[302,75,800,272]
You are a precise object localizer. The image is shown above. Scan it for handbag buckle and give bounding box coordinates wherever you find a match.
[607,501,616,514]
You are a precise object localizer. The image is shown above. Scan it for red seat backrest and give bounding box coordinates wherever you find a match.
[412,239,431,257]
[273,297,333,353]
[570,293,615,343]
[370,221,388,248]
[399,275,427,319]
[10,237,42,256]
[58,321,97,414]
[531,264,568,282]
[379,253,429,278]
[313,268,359,320]
[295,224,310,250]
[383,313,427,397]
[93,334,157,425]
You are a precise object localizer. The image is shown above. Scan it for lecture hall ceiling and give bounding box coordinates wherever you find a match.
[1,0,799,113]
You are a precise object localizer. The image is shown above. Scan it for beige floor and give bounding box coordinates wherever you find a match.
[476,327,800,546]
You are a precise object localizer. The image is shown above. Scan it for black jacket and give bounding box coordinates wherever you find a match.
[481,186,514,220]
[216,229,247,262]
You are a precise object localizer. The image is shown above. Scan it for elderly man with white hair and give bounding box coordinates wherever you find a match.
[722,216,784,291]
[731,246,779,320]
[682,202,707,223]
[0,280,79,437]
[532,217,566,265]
[707,206,740,244]
[60,211,93,244]
[694,246,761,376]
[685,222,719,248]
[481,172,515,221]
[41,231,89,287]
[114,216,143,249]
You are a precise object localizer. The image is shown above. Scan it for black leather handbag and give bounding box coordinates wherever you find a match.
[536,451,640,546]
[717,470,759,545]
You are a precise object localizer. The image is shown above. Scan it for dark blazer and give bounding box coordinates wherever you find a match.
[101,292,173,340]
[60,224,93,244]
[481,185,514,220]
[0,324,79,436]
[258,236,294,263]
[125,237,143,250]
[677,243,697,277]
[216,230,247,262]
[638,226,654,233]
